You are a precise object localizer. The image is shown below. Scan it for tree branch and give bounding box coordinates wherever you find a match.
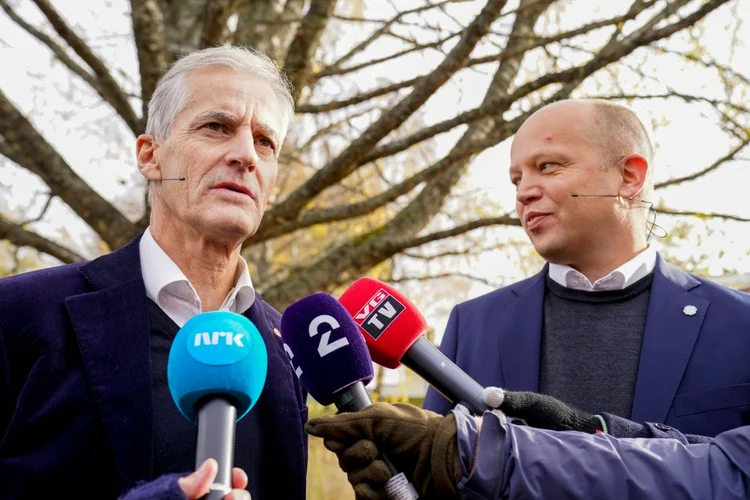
[131,0,170,122]
[260,0,509,232]
[315,32,460,79]
[317,0,460,79]
[31,0,141,135]
[255,107,535,242]
[0,89,137,250]
[297,4,646,115]
[284,0,338,96]
[387,214,521,254]
[295,76,421,113]
[200,0,240,49]
[0,215,84,264]
[0,1,100,90]
[658,208,750,223]
[655,139,750,189]
[391,271,500,288]
[596,92,750,114]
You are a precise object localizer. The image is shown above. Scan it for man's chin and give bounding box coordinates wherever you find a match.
[201,216,259,242]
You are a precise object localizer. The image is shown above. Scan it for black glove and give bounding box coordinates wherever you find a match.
[305,403,460,500]
[498,390,604,434]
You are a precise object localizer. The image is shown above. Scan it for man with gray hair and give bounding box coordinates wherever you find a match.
[424,98,750,441]
[0,46,307,499]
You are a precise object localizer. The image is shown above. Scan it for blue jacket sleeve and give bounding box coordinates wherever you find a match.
[118,473,185,500]
[600,412,712,444]
[422,306,459,415]
[455,410,750,500]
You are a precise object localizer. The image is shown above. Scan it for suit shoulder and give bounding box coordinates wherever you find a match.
[694,275,750,309]
[0,262,89,310]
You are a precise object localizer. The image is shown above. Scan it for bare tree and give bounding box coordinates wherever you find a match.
[0,0,747,309]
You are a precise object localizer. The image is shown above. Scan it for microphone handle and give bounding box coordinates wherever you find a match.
[334,383,399,475]
[334,383,419,499]
[196,397,237,500]
[402,336,489,415]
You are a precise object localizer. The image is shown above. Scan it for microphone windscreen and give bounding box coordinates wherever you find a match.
[168,311,268,423]
[339,278,427,369]
[280,293,373,406]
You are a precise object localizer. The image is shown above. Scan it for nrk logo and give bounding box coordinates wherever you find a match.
[193,331,245,347]
[353,289,405,339]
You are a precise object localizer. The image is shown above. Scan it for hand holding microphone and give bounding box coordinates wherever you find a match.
[279,293,419,500]
[168,311,268,499]
[306,403,461,500]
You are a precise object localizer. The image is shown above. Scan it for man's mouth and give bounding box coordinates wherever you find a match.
[525,212,550,230]
[213,182,252,198]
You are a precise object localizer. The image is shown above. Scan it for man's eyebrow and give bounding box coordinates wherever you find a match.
[254,122,279,144]
[189,110,238,127]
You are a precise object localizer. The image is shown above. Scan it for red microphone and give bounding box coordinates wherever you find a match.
[339,278,488,415]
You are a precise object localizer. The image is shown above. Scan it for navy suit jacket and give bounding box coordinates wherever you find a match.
[424,256,750,437]
[0,235,308,499]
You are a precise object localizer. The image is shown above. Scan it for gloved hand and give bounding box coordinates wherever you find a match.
[483,387,604,434]
[305,403,460,500]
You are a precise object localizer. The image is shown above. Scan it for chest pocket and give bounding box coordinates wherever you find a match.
[674,383,750,416]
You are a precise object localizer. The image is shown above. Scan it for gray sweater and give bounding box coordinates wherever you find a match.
[539,272,654,418]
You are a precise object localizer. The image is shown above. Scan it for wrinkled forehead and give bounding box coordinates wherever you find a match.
[181,67,288,139]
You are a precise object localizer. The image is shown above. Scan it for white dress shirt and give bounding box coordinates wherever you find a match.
[548,246,657,292]
[139,228,255,327]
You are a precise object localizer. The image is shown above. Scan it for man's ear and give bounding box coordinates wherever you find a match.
[618,153,649,200]
[136,134,161,181]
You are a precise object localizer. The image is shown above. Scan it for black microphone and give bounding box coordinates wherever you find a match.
[339,279,490,416]
[158,177,186,181]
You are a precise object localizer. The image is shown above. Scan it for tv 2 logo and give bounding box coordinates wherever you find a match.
[283,314,351,379]
[353,289,404,339]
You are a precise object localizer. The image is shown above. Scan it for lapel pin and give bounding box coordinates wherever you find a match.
[683,305,697,316]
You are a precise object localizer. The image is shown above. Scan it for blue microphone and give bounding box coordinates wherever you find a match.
[168,311,268,499]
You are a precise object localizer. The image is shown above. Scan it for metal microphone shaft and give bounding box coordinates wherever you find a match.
[196,397,237,500]
[401,337,488,415]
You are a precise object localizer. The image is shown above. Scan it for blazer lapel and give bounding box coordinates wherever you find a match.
[498,266,547,392]
[65,235,153,490]
[243,299,307,464]
[630,256,708,424]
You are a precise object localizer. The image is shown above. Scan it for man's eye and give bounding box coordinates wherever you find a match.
[205,122,224,132]
[257,137,274,150]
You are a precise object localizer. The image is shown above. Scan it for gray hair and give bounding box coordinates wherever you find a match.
[144,46,295,205]
[146,46,295,138]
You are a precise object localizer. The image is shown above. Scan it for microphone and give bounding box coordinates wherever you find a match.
[168,311,268,499]
[156,177,186,181]
[280,293,419,500]
[339,278,489,416]
[571,193,619,198]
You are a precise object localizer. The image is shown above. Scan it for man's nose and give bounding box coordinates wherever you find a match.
[225,128,258,170]
[516,177,542,205]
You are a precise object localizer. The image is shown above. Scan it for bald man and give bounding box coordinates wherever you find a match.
[424,99,750,440]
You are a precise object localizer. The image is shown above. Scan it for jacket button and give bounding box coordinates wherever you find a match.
[654,423,671,431]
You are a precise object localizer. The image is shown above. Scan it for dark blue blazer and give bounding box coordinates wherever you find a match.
[0,235,308,499]
[424,256,750,437]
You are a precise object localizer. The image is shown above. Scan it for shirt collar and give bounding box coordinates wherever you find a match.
[138,227,255,313]
[548,246,657,291]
